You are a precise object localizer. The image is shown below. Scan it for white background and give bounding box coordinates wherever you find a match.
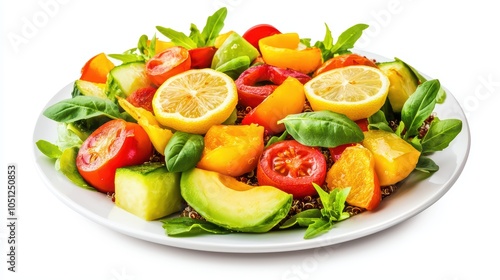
[1,0,498,279]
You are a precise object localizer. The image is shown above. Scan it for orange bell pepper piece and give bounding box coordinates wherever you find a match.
[80,53,115,84]
[259,33,322,74]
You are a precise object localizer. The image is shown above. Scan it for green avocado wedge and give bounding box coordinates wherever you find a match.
[181,168,293,233]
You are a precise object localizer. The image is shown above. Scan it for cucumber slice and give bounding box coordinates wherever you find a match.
[71,79,107,99]
[378,60,419,113]
[115,162,182,221]
[106,62,151,99]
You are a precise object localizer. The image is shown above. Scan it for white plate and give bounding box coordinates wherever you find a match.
[32,55,470,253]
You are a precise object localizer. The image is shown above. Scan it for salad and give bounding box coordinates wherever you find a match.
[36,7,463,239]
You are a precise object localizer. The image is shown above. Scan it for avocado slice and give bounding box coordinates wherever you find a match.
[181,168,292,233]
[378,60,419,112]
[115,162,182,221]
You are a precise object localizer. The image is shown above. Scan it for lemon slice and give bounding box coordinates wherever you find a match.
[304,65,390,120]
[152,68,238,134]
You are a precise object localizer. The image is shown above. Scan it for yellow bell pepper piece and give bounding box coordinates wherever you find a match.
[118,97,173,155]
[259,33,322,74]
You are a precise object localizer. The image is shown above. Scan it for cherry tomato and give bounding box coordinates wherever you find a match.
[257,140,327,198]
[329,119,369,162]
[76,119,153,193]
[242,24,281,51]
[126,86,157,113]
[235,64,311,108]
[314,53,378,76]
[189,46,217,69]
[146,46,191,87]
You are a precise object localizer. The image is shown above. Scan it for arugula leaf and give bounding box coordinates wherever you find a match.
[162,217,231,236]
[43,96,123,123]
[330,23,369,55]
[307,23,368,61]
[156,7,227,49]
[156,26,197,49]
[421,118,462,153]
[200,7,227,46]
[278,110,364,148]
[109,34,158,63]
[280,184,350,239]
[400,79,440,140]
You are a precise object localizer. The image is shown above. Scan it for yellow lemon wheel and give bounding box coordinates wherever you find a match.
[152,68,238,134]
[304,65,390,120]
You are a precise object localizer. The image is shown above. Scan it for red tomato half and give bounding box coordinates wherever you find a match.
[76,119,153,193]
[189,46,217,69]
[314,53,378,76]
[242,24,281,51]
[257,140,327,198]
[146,46,191,86]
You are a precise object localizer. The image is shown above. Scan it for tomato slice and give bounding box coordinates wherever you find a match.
[257,140,327,198]
[145,46,191,86]
[242,24,281,51]
[76,119,153,193]
[189,46,217,69]
[314,53,378,76]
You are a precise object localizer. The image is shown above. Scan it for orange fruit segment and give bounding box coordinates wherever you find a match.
[326,144,381,211]
[304,65,390,120]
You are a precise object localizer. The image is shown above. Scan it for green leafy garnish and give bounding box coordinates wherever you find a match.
[156,7,227,49]
[303,23,368,61]
[162,217,231,236]
[109,34,158,63]
[163,131,204,173]
[280,184,350,239]
[43,96,124,123]
[278,110,364,148]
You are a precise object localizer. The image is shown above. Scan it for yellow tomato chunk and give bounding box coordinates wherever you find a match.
[197,124,265,177]
[362,130,421,186]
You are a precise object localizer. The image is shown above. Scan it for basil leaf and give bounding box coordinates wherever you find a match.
[415,156,439,173]
[421,118,462,153]
[266,131,289,148]
[162,217,230,236]
[278,110,364,148]
[36,140,62,159]
[164,132,204,173]
[200,7,227,46]
[401,79,440,140]
[43,96,123,123]
[156,26,197,49]
[330,23,369,54]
